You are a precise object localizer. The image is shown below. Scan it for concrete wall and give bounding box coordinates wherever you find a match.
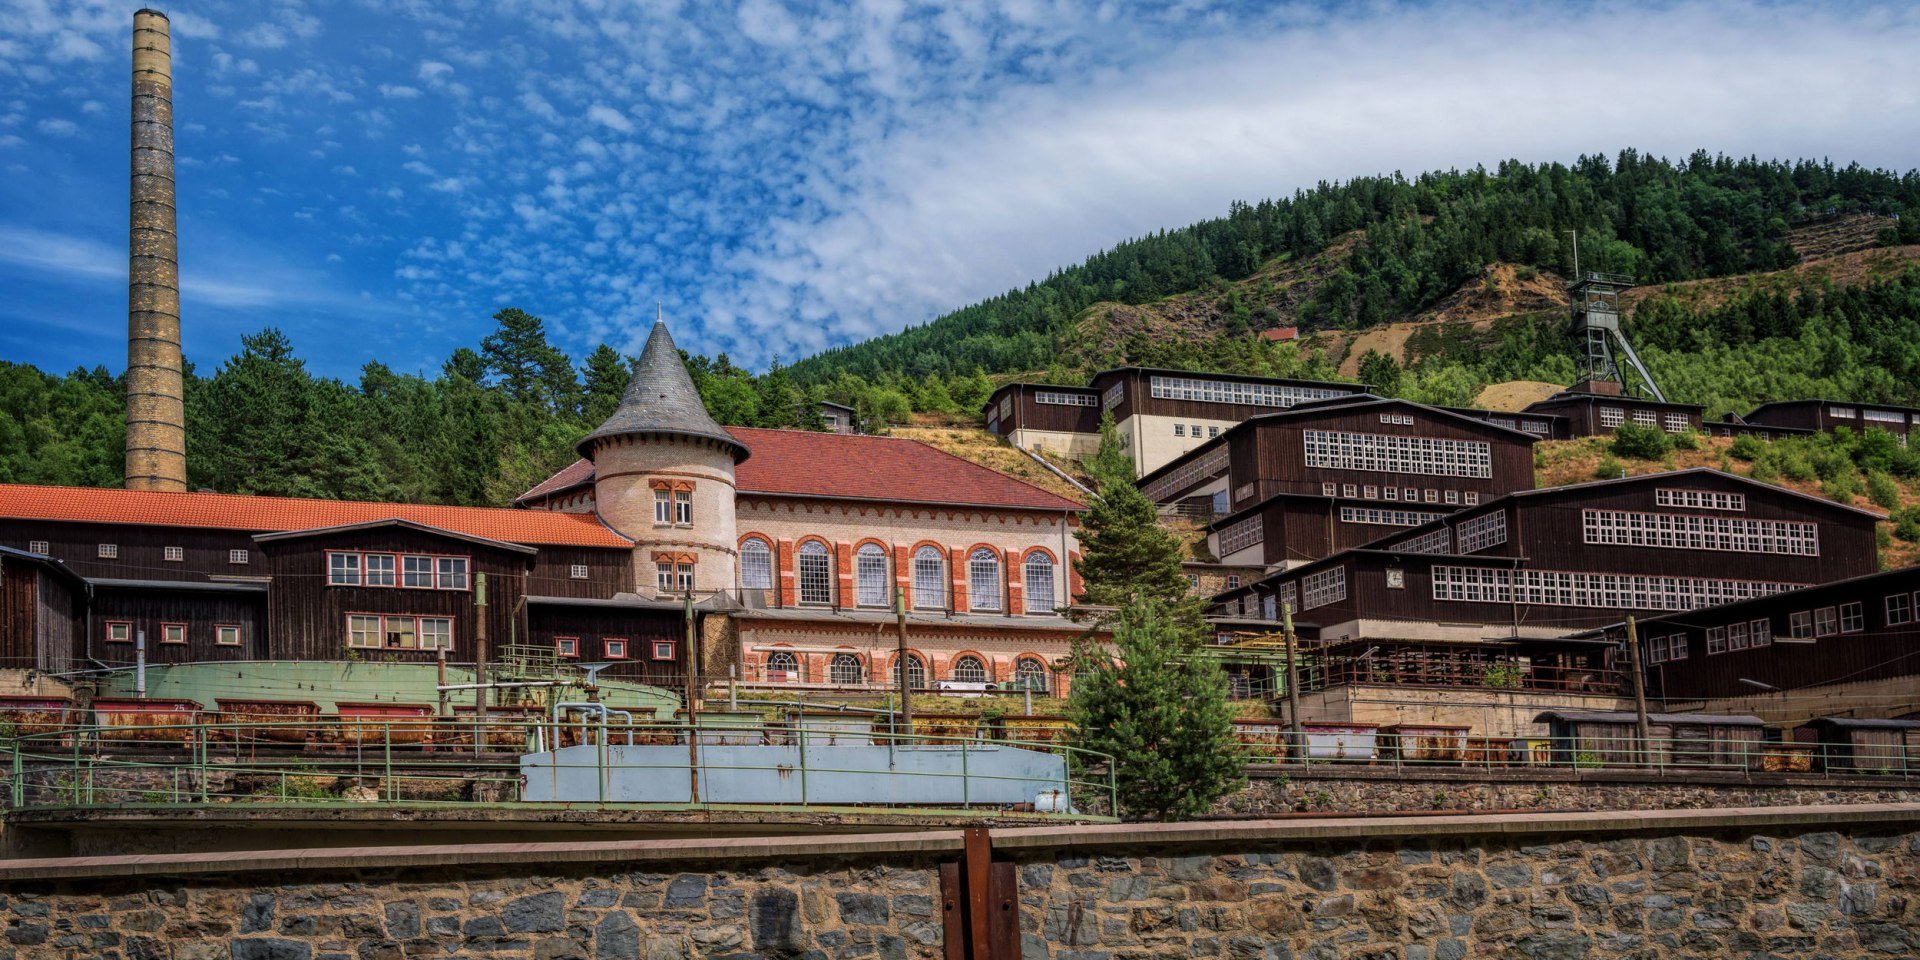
[1007,428,1101,462]
[1298,684,1633,739]
[1126,413,1238,476]
[1,805,1917,959]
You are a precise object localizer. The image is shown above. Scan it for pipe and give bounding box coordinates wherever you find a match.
[134,630,147,697]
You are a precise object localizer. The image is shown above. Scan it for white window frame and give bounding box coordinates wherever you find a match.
[1023,553,1056,615]
[740,538,773,590]
[830,653,864,685]
[674,489,693,526]
[968,548,1002,612]
[1453,511,1508,554]
[912,546,945,610]
[797,541,833,606]
[97,544,117,559]
[856,544,890,608]
[1581,509,1819,556]
[364,553,397,587]
[1218,515,1265,554]
[604,639,629,660]
[1839,601,1864,634]
[654,489,672,525]
[949,655,989,684]
[163,546,183,562]
[1300,566,1346,610]
[216,624,242,647]
[1888,593,1913,626]
[328,552,362,586]
[229,549,249,565]
[27,540,48,555]
[570,564,590,580]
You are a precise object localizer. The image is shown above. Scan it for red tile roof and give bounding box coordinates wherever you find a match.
[518,427,1084,512]
[0,484,632,548]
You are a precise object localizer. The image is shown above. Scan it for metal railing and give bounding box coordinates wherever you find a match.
[1227,728,1920,779]
[4,718,1115,818]
[1301,660,1626,696]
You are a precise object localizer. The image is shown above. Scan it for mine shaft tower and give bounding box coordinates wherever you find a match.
[1569,270,1668,402]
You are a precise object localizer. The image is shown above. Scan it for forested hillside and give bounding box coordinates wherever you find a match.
[6,149,1920,507]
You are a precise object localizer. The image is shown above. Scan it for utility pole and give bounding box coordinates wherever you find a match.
[1623,616,1653,768]
[1281,601,1303,761]
[895,586,913,737]
[685,592,700,805]
[473,573,488,721]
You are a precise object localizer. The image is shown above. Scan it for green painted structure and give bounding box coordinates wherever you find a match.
[86,660,682,716]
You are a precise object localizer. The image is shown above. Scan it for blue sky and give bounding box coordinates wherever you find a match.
[2,1,1918,381]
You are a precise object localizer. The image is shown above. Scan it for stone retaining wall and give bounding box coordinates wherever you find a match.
[1219,768,1920,816]
[1,806,1917,959]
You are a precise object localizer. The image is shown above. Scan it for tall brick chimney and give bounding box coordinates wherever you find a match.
[126,8,187,492]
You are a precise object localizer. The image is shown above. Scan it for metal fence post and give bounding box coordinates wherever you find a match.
[384,722,394,802]
[961,739,970,808]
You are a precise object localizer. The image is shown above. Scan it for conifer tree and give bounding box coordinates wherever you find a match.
[1073,414,1192,616]
[1068,599,1245,820]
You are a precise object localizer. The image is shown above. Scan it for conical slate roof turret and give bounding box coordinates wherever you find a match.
[577,321,751,462]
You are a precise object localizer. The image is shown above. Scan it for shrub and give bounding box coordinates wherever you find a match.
[1779,453,1818,483]
[1609,423,1671,460]
[1670,429,1699,451]
[1822,473,1860,504]
[1729,434,1765,462]
[1868,471,1902,510]
[1594,455,1626,480]
[1898,516,1920,543]
[1750,458,1779,483]
[1813,448,1854,482]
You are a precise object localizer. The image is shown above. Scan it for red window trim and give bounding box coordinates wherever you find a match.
[555,636,580,659]
[104,620,133,643]
[651,640,676,661]
[362,552,399,587]
[158,622,189,645]
[344,612,457,651]
[215,623,244,646]
[604,638,629,660]
[330,551,472,592]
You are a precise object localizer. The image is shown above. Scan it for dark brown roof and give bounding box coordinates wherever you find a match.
[577,321,750,462]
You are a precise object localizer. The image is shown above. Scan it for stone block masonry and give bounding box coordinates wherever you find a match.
[1,805,1918,959]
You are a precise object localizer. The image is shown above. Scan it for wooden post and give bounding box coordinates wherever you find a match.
[1624,616,1653,768]
[686,592,700,805]
[473,573,488,720]
[896,586,913,737]
[1282,600,1303,761]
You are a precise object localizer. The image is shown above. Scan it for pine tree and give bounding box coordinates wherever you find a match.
[581,344,631,425]
[1084,413,1135,487]
[1073,415,1192,616]
[1068,599,1245,820]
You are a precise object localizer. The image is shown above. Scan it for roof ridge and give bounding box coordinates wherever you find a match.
[0,481,567,517]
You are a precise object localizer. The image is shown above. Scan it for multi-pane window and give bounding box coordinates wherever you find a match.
[798,541,833,605]
[1520,420,1552,435]
[1226,575,1241,589]
[1102,382,1124,410]
[1453,511,1508,553]
[1663,413,1688,434]
[830,653,864,685]
[1300,566,1346,610]
[1840,601,1865,633]
[1429,565,1800,611]
[1655,489,1745,511]
[674,490,693,525]
[216,624,242,646]
[856,544,890,607]
[27,540,48,555]
[403,555,435,588]
[1339,507,1446,527]
[1813,606,1839,637]
[1750,618,1772,647]
[1149,375,1350,408]
[1581,510,1819,556]
[364,554,396,587]
[229,549,249,565]
[1301,430,1492,479]
[347,614,453,650]
[950,655,989,684]
[1706,626,1727,655]
[1013,657,1049,692]
[766,650,800,680]
[329,552,361,585]
[968,548,1002,612]
[1599,407,1624,428]
[1829,406,1856,419]
[1142,446,1229,502]
[1632,410,1657,427]
[436,557,470,590]
[912,546,945,610]
[1789,611,1814,638]
[740,538,773,590]
[98,543,118,559]
[163,546,183,562]
[1173,424,1185,437]
[1463,492,1480,505]
[1379,413,1415,426]
[654,489,672,524]
[1646,634,1687,663]
[1023,553,1055,614]
[1217,516,1264,555]
[1035,391,1097,406]
[570,564,590,580]
[1727,620,1751,650]
[1887,593,1913,626]
[656,561,676,594]
[902,654,926,689]
[1866,408,1905,423]
[1390,527,1454,555]
[657,561,693,593]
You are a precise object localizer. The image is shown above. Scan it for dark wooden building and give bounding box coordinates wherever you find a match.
[0,546,85,672]
[1739,399,1920,443]
[1592,566,1920,703]
[1522,387,1705,437]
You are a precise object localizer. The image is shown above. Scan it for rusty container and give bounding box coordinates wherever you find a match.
[0,695,75,745]
[1379,724,1470,765]
[330,702,437,746]
[212,698,321,743]
[89,697,202,745]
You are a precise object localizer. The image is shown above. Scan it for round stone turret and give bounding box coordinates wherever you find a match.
[582,321,750,596]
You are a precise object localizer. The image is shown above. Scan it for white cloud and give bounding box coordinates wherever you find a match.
[379,84,423,99]
[586,104,635,134]
[35,118,79,136]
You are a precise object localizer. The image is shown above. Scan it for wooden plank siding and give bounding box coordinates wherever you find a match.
[1521,394,1704,437]
[1089,368,1363,425]
[89,585,268,666]
[528,546,633,599]
[1627,568,1920,700]
[525,604,686,686]
[0,554,37,668]
[257,527,530,666]
[3,521,260,583]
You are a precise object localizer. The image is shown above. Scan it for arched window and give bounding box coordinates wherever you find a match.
[950,655,988,684]
[740,538,773,590]
[912,546,945,610]
[766,650,799,681]
[1013,656,1049,692]
[900,653,926,690]
[855,543,890,607]
[1023,552,1055,614]
[797,540,832,605]
[830,653,864,685]
[968,548,1001,612]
